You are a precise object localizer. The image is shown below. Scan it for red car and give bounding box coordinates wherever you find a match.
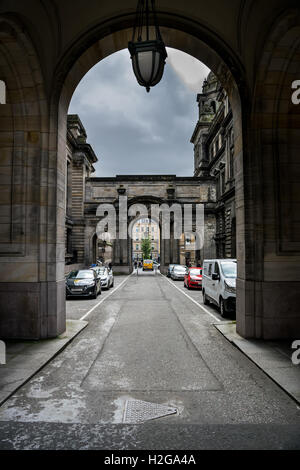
[184,267,203,290]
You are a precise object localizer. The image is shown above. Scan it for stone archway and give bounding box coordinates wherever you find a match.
[51,17,244,298]
[84,176,216,275]
[128,214,161,268]
[1,4,299,339]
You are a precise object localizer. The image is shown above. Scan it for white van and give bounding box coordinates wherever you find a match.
[202,259,237,317]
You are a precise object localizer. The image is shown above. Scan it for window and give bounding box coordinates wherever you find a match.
[136,245,139,250]
[214,262,220,276]
[220,261,237,278]
[66,161,72,217]
[225,96,229,115]
[229,128,234,147]
[219,134,222,148]
[67,228,72,254]
[0,80,6,104]
[229,149,234,179]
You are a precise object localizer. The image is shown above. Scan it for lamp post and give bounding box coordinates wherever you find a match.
[128,0,167,92]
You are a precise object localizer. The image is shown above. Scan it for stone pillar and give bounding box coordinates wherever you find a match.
[0,19,65,339]
[162,239,171,269]
[119,239,128,266]
[234,13,300,339]
[172,237,180,265]
[112,238,120,266]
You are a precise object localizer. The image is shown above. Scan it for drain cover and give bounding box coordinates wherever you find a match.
[123,399,178,424]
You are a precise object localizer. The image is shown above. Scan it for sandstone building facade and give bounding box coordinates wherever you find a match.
[65,115,97,271]
[132,219,160,263]
[191,73,236,259]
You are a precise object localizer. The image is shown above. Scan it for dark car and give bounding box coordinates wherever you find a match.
[66,269,101,299]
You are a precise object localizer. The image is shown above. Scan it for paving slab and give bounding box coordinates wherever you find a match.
[215,322,300,405]
[0,320,88,406]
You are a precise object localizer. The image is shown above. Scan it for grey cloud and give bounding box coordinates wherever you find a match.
[69,48,208,177]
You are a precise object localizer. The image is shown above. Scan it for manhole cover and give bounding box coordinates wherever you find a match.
[123,399,178,424]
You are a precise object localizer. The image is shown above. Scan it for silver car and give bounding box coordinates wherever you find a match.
[171,265,188,281]
[93,266,114,290]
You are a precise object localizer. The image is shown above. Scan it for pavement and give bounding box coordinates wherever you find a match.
[0,320,87,406]
[0,270,299,450]
[215,322,300,404]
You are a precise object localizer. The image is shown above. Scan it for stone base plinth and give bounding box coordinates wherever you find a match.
[236,279,300,339]
[0,281,66,340]
[113,265,132,275]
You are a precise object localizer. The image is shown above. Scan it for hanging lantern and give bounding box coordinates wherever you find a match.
[128,0,167,93]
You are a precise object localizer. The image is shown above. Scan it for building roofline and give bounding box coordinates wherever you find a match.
[87,174,215,183]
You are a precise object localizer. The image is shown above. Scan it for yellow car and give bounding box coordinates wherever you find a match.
[143,260,154,271]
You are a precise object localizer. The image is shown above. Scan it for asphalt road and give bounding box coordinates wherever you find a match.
[0,270,300,450]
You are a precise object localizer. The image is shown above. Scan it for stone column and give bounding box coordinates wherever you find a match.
[172,236,180,265]
[0,19,66,339]
[162,239,171,269]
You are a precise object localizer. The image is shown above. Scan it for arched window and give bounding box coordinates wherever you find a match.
[0,80,6,104]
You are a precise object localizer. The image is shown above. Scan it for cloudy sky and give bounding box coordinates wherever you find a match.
[69,48,210,177]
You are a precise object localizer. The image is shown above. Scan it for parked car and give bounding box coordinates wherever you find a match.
[153,260,160,269]
[92,266,114,290]
[171,265,188,281]
[202,259,237,317]
[184,267,203,290]
[167,264,177,277]
[143,259,154,271]
[66,269,101,299]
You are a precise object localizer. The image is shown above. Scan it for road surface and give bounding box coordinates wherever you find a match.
[0,270,299,449]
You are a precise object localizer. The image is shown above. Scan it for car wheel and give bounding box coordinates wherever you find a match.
[220,298,227,318]
[203,290,209,305]
[92,288,97,299]
[187,283,191,290]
